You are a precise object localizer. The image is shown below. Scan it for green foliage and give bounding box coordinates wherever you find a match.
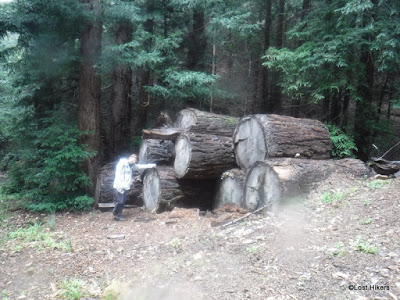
[367,179,390,189]
[326,125,358,158]
[5,114,95,212]
[320,190,345,204]
[355,236,379,254]
[58,278,88,300]
[8,222,72,252]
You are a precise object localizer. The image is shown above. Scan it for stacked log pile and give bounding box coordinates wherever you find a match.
[96,108,372,213]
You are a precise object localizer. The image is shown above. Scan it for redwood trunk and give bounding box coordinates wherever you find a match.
[174,132,236,179]
[111,23,133,157]
[78,0,102,192]
[138,139,175,165]
[95,163,143,207]
[175,108,239,137]
[233,114,332,170]
[244,158,372,211]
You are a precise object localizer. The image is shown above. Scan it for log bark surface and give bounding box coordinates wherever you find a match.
[233,114,332,170]
[214,169,245,209]
[142,128,185,141]
[244,158,372,211]
[95,163,143,207]
[174,132,236,179]
[143,166,216,213]
[139,139,175,165]
[175,108,239,137]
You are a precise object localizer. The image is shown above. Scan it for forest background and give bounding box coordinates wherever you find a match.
[0,0,399,212]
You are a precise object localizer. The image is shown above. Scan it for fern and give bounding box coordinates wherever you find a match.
[326,124,358,158]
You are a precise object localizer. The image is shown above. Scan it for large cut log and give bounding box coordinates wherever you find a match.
[142,166,216,213]
[244,158,372,211]
[95,163,143,207]
[138,139,175,165]
[214,169,245,209]
[233,114,332,170]
[175,108,239,137]
[174,132,236,179]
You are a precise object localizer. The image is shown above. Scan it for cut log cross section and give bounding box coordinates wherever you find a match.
[174,132,236,179]
[233,114,332,170]
[214,168,246,209]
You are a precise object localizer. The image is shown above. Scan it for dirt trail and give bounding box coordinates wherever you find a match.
[1,175,400,300]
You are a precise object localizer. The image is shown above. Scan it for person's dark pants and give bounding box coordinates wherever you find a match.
[113,190,127,217]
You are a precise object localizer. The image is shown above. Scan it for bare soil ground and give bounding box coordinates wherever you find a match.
[1,174,400,300]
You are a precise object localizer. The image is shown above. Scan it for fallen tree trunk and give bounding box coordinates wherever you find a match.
[175,108,239,137]
[244,158,372,211]
[233,114,332,170]
[95,163,143,207]
[138,139,175,165]
[142,128,185,141]
[174,132,236,179]
[142,166,216,213]
[214,169,245,209]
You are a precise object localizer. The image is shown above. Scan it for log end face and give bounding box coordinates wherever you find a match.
[143,168,161,212]
[244,162,282,211]
[215,177,244,209]
[174,136,191,178]
[138,141,148,164]
[234,117,267,170]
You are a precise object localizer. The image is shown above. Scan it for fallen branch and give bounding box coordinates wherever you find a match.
[221,201,277,228]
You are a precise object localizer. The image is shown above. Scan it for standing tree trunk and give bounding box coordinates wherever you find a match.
[269,0,285,114]
[262,0,272,113]
[111,23,133,158]
[78,0,102,193]
[354,0,378,161]
[187,7,206,71]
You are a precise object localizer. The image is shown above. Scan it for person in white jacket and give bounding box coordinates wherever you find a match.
[113,154,155,221]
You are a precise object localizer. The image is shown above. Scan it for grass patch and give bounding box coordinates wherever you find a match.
[246,245,261,254]
[332,242,346,257]
[367,179,390,189]
[355,236,379,254]
[7,222,72,252]
[321,190,345,204]
[362,218,373,225]
[58,278,88,300]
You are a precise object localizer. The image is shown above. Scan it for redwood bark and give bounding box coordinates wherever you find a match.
[95,163,143,207]
[244,158,372,211]
[175,108,239,137]
[174,132,236,179]
[143,166,216,213]
[111,23,133,157]
[139,139,175,165]
[233,114,332,170]
[78,0,102,192]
